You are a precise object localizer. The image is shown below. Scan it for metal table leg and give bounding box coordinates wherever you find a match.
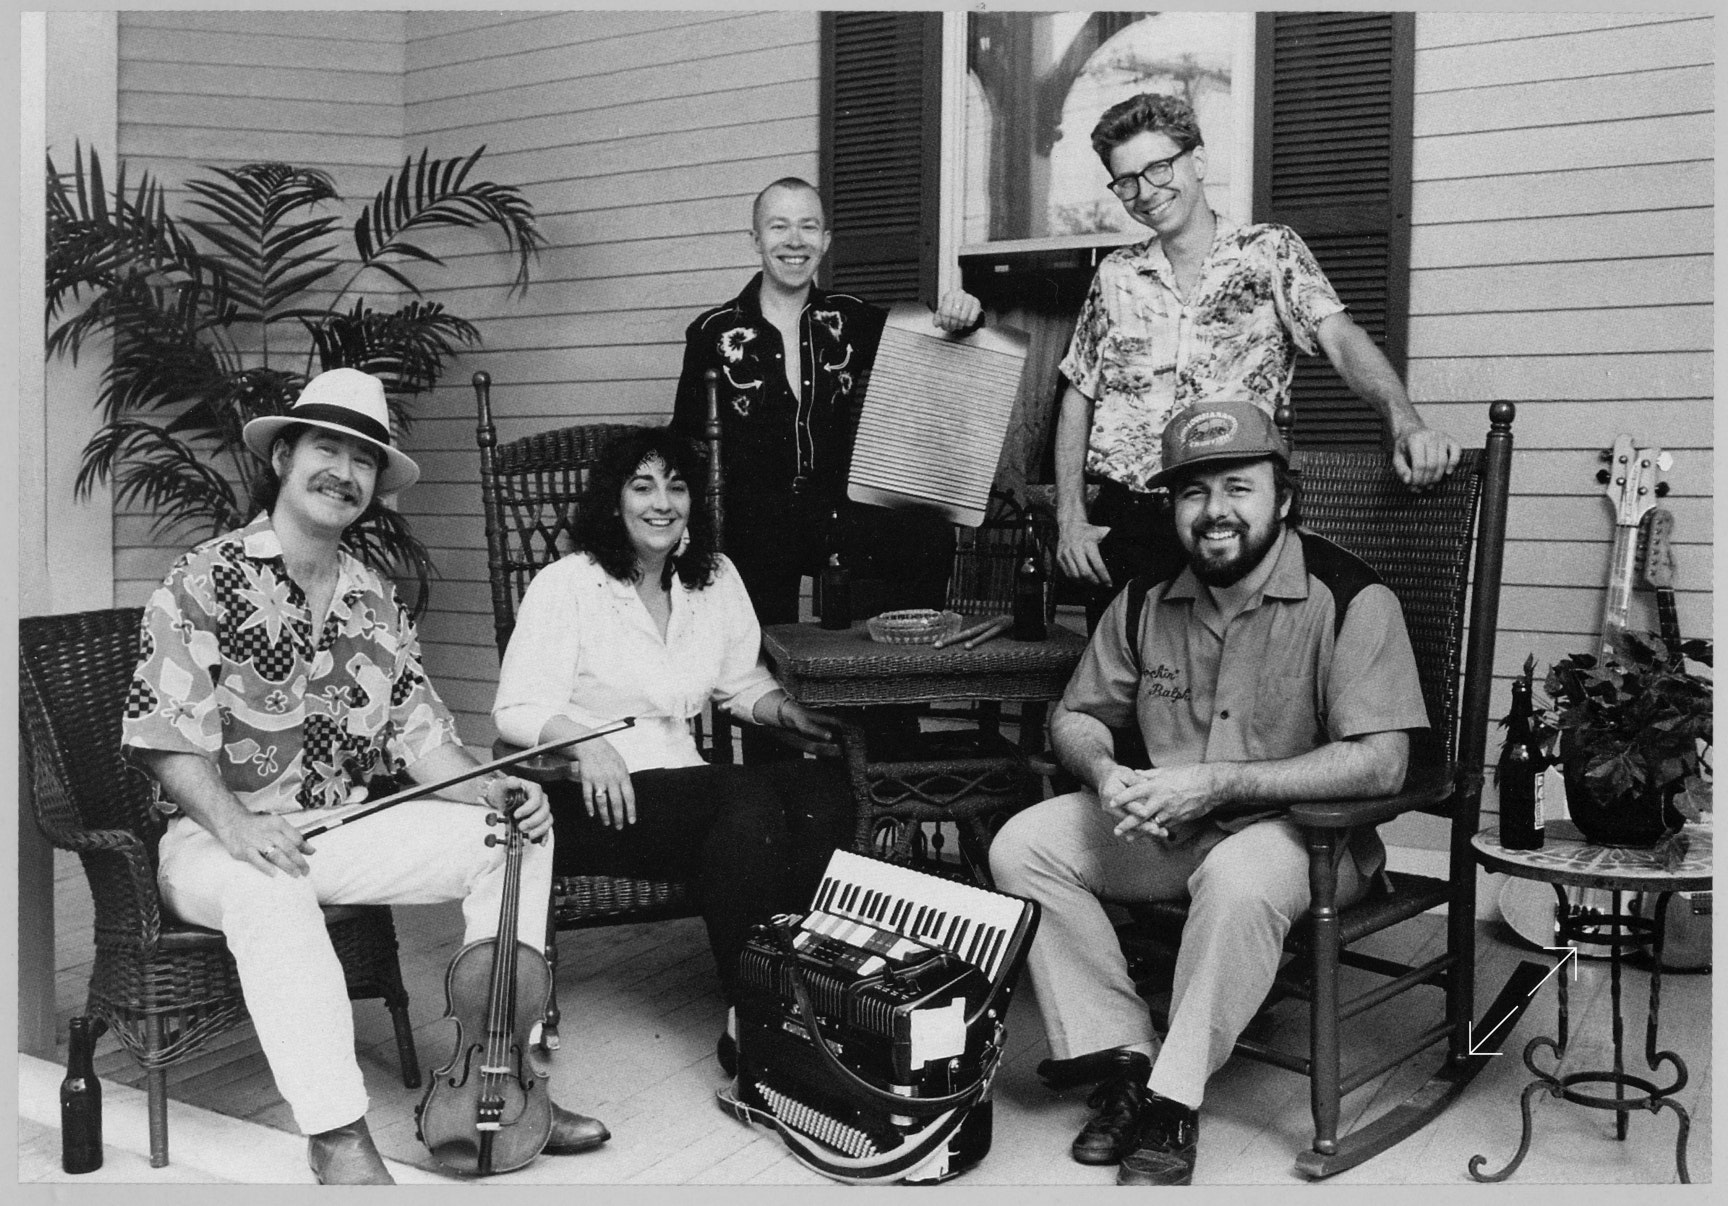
[1470,888,1691,1183]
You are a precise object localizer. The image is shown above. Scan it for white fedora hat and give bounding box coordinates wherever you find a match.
[242,368,421,494]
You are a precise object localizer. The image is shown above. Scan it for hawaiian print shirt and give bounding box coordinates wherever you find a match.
[671,273,886,524]
[1058,215,1346,493]
[122,513,461,815]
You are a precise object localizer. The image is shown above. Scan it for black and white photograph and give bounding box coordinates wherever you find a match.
[15,3,1714,1190]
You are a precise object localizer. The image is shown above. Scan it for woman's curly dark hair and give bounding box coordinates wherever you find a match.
[572,426,721,589]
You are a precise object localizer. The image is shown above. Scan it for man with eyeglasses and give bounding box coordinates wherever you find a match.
[1053,93,1459,627]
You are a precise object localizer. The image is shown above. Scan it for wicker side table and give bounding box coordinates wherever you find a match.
[762,620,1086,880]
[1467,820,1711,1183]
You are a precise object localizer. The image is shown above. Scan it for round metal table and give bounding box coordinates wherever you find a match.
[1467,821,1711,1183]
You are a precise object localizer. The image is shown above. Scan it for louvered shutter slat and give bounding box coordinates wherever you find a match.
[1255,11,1413,449]
[820,11,940,306]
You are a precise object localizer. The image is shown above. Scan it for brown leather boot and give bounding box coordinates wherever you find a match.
[307,1116,395,1185]
[544,1102,611,1154]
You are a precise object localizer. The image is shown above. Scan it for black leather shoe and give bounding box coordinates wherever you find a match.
[717,1030,738,1078]
[1039,1045,1149,1092]
[307,1116,394,1185]
[1117,1093,1199,1186]
[1069,1050,1152,1166]
[544,1102,611,1154]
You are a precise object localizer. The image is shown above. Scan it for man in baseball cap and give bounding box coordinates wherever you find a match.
[991,392,1428,1184]
[125,369,611,1182]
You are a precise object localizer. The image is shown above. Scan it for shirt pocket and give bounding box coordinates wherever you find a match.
[1248,674,1321,751]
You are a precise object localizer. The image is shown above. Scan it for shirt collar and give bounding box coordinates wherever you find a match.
[737,271,831,323]
[1122,210,1239,276]
[238,511,366,601]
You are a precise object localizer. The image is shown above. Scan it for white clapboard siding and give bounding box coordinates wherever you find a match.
[1410,13,1714,830]
[398,11,822,741]
[110,10,409,614]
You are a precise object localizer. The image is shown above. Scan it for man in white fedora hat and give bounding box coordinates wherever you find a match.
[122,368,610,1183]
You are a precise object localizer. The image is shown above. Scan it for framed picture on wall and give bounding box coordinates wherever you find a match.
[949,10,1255,262]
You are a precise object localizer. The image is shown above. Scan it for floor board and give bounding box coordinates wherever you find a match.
[34,847,1713,1186]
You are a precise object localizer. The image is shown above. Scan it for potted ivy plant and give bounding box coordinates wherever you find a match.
[45,143,543,612]
[1533,630,1713,847]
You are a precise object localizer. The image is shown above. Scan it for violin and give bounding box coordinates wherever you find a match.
[416,786,554,1175]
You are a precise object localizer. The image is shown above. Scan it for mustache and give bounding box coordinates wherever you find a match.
[309,473,362,503]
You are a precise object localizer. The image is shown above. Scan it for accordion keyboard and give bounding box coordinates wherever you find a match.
[803,850,1032,983]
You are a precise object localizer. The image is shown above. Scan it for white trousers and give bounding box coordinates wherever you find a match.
[989,791,1367,1108]
[157,800,554,1136]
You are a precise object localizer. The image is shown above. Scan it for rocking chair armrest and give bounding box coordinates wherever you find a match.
[1285,765,1455,830]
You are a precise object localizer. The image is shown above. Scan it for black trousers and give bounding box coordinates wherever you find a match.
[1082,481,1189,632]
[727,496,953,765]
[545,759,853,1001]
[726,497,955,627]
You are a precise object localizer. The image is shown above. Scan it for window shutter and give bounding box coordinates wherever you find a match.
[819,11,941,306]
[1253,11,1413,448]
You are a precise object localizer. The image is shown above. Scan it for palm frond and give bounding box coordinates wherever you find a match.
[343,506,437,620]
[306,299,481,405]
[78,418,244,537]
[351,146,542,295]
[182,163,342,324]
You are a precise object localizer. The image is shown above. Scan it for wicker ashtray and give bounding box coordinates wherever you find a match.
[865,609,963,645]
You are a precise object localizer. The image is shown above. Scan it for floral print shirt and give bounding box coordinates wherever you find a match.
[1058,215,1346,493]
[122,513,461,815]
[671,273,886,525]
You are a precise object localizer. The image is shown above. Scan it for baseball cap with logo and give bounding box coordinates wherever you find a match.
[1145,398,1288,491]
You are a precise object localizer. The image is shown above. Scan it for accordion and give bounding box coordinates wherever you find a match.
[722,849,1039,1183]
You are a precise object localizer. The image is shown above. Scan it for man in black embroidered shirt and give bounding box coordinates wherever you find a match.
[671,177,982,625]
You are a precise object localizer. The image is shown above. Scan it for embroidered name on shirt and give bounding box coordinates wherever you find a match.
[1140,663,1192,701]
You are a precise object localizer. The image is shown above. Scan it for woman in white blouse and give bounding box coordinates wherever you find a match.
[492,427,850,1061]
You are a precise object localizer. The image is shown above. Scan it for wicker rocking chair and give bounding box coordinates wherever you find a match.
[1114,402,1532,1177]
[19,607,421,1168]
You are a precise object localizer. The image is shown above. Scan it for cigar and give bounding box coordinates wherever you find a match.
[962,617,1014,650]
[934,613,1011,649]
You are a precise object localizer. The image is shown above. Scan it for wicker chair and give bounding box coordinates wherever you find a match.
[1113,402,1525,1177]
[19,607,421,1168]
[474,372,715,1047]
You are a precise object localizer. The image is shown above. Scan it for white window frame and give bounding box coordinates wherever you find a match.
[937,10,1256,291]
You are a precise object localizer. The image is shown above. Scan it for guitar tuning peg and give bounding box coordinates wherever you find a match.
[1657,452,1674,472]
[1654,482,1670,497]
[1598,449,1613,462]
[1596,469,1612,484]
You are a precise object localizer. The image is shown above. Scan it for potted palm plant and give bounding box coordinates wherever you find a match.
[45,144,543,611]
[1533,630,1712,848]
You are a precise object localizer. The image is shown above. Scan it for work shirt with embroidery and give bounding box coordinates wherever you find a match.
[122,513,461,815]
[1058,215,1346,494]
[671,273,885,524]
[1063,528,1426,853]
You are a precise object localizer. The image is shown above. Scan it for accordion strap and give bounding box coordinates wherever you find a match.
[717,1086,972,1184]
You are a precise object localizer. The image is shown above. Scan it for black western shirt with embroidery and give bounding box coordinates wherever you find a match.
[671,273,885,531]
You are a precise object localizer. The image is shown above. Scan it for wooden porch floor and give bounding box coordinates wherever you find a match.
[30,845,1712,1186]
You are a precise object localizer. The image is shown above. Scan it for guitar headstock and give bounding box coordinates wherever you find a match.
[1597,435,1671,530]
[1639,508,1676,591]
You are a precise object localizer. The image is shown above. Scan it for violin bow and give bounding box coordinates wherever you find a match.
[293,718,637,838]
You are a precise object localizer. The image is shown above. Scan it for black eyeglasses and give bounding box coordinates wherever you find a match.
[1106,148,1192,201]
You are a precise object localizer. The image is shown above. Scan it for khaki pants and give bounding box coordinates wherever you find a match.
[158,800,553,1135]
[989,791,1369,1108]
